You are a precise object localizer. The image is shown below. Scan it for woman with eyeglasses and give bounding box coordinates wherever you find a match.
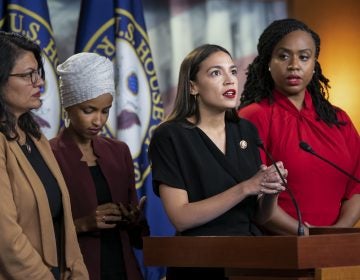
[0,31,88,279]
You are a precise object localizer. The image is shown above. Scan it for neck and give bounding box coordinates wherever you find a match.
[286,91,305,111]
[198,108,226,128]
[15,126,26,144]
[65,126,92,148]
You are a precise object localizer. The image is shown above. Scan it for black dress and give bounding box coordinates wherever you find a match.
[149,119,263,279]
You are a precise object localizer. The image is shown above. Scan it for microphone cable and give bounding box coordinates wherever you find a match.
[257,139,305,236]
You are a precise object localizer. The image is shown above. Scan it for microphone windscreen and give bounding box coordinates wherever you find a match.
[299,141,313,152]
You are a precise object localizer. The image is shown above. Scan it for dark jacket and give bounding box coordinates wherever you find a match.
[50,129,149,280]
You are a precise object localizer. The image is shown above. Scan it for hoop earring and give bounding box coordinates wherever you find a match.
[64,111,70,128]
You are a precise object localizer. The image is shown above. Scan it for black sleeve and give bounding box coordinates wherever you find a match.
[149,126,186,196]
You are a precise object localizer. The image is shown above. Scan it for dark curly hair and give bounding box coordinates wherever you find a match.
[0,31,44,140]
[167,44,239,125]
[240,18,344,127]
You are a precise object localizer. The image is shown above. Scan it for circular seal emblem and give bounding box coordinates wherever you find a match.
[79,7,164,189]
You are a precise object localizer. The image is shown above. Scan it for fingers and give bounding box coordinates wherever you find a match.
[95,203,122,228]
[119,202,140,223]
[95,201,144,228]
[259,168,286,194]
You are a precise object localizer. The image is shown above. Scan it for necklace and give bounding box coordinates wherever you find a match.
[18,136,32,154]
[23,141,32,153]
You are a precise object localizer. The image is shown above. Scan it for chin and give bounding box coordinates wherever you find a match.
[31,100,43,110]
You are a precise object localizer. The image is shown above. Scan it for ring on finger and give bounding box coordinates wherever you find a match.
[101,215,106,223]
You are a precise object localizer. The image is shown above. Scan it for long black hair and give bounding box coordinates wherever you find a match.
[0,31,44,140]
[167,44,239,125]
[240,18,344,127]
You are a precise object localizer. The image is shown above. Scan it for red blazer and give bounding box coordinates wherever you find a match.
[50,129,149,280]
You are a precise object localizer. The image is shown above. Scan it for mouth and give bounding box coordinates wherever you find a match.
[222,89,237,99]
[286,75,301,86]
[88,128,100,135]
[32,92,41,98]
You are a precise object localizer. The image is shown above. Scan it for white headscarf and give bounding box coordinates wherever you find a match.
[57,52,115,108]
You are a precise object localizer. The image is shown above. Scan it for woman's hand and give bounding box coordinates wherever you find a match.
[74,202,122,233]
[243,162,287,196]
[117,196,146,227]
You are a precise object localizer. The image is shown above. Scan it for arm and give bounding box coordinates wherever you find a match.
[159,166,284,232]
[260,205,309,235]
[334,111,360,227]
[333,194,360,228]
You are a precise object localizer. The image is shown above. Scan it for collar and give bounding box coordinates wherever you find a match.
[58,128,102,160]
[273,89,316,118]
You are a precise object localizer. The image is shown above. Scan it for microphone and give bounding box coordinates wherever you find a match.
[256,139,305,236]
[299,141,360,183]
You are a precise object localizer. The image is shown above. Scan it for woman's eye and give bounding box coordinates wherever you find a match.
[102,108,110,114]
[82,109,93,114]
[299,55,309,61]
[210,70,221,76]
[279,53,289,60]
[231,69,238,75]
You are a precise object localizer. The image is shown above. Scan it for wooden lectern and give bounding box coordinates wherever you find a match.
[143,230,360,280]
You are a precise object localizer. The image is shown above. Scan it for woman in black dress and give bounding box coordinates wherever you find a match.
[149,44,287,279]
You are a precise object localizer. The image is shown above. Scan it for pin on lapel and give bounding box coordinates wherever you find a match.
[239,140,248,149]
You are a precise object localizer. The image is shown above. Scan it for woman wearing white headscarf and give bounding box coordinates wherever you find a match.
[50,52,149,280]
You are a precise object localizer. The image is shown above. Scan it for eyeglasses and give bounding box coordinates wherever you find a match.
[9,69,43,86]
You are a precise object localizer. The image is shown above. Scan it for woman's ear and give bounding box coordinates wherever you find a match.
[189,80,198,96]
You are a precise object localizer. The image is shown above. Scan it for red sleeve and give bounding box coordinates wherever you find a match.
[337,110,360,199]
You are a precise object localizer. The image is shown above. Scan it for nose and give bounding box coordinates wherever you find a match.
[34,75,45,88]
[92,113,102,126]
[223,72,237,85]
[92,112,107,128]
[287,56,300,71]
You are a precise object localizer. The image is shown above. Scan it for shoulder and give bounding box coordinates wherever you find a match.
[335,107,353,123]
[238,100,272,120]
[35,133,52,150]
[153,121,191,139]
[229,119,260,137]
[94,136,131,153]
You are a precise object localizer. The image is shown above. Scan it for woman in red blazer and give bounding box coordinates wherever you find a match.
[50,52,149,280]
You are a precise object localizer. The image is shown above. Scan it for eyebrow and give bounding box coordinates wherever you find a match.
[207,65,237,71]
[82,104,112,110]
[276,47,313,53]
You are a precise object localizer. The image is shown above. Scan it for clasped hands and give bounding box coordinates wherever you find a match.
[97,196,146,229]
[256,162,287,195]
[75,196,146,232]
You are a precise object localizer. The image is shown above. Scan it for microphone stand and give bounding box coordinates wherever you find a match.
[257,140,305,236]
[299,141,360,183]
